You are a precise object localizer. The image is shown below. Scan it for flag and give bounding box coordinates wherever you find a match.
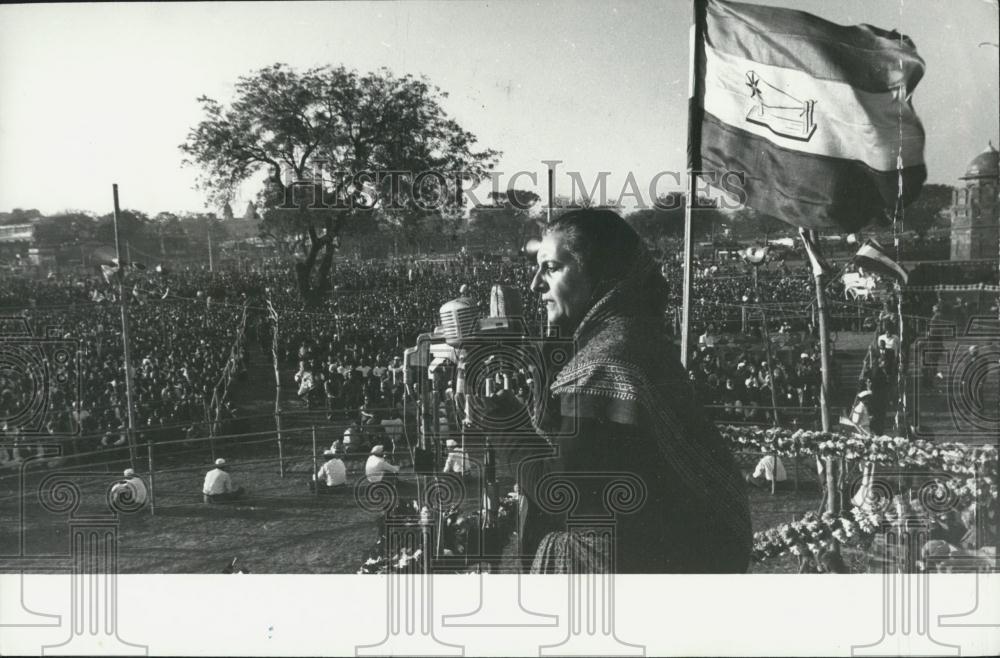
[798,228,834,277]
[99,262,120,285]
[854,238,908,284]
[693,0,926,232]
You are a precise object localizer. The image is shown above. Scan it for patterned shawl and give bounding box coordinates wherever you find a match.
[545,244,753,562]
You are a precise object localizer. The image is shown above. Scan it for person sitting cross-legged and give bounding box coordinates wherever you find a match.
[202,457,245,503]
[311,450,347,494]
[365,444,400,484]
[110,468,148,508]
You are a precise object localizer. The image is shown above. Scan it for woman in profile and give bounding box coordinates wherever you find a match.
[494,208,751,573]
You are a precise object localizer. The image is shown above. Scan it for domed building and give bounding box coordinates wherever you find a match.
[950,142,999,261]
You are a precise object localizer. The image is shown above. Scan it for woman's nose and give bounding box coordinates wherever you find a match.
[530,269,546,293]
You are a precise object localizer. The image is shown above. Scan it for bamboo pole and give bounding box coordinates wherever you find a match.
[276,417,285,479]
[147,440,155,516]
[681,1,706,369]
[111,185,138,470]
[268,300,285,478]
[813,261,838,514]
[895,285,906,433]
[311,426,318,497]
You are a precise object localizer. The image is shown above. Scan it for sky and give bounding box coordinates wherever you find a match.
[0,0,997,217]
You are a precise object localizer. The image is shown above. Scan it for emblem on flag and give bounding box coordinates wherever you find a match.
[744,71,817,141]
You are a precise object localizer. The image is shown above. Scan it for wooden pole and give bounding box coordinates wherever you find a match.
[147,440,155,516]
[276,417,285,479]
[207,219,214,273]
[268,300,285,478]
[812,254,838,515]
[112,184,138,470]
[895,285,906,433]
[207,403,217,462]
[681,1,706,370]
[311,426,318,496]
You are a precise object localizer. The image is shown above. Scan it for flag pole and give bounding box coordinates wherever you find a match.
[895,283,906,433]
[112,184,138,470]
[681,0,706,369]
[806,228,838,515]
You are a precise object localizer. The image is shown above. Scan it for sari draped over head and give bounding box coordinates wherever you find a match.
[529,243,753,573]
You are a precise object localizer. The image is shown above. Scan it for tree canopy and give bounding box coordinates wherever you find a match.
[180,63,500,305]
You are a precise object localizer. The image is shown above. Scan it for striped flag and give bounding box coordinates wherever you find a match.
[854,238,908,284]
[798,228,834,277]
[693,0,926,232]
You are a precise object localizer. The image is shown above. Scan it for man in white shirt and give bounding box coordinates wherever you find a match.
[744,454,788,489]
[203,458,245,503]
[877,330,899,352]
[311,450,347,493]
[365,444,400,483]
[110,468,148,507]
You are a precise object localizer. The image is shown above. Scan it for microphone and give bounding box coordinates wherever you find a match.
[439,296,478,347]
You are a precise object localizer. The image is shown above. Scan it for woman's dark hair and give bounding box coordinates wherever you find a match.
[544,208,642,291]
[544,208,668,317]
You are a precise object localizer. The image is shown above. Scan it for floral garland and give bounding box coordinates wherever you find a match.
[721,425,998,502]
[736,425,1000,569]
[751,509,877,564]
[752,501,997,571]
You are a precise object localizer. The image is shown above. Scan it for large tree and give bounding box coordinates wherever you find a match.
[900,183,953,237]
[33,212,96,248]
[180,63,499,305]
[0,208,43,225]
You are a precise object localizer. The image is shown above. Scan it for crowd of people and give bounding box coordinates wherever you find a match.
[0,245,947,465]
[1,277,248,460]
[657,256,886,336]
[263,257,542,420]
[687,339,827,424]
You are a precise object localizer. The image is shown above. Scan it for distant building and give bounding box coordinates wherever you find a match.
[0,222,35,243]
[950,143,999,261]
[0,223,35,262]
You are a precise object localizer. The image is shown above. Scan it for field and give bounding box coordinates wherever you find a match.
[0,447,821,574]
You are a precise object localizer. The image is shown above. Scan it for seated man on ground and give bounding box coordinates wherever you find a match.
[744,454,788,490]
[365,444,400,484]
[202,457,246,503]
[110,468,148,507]
[311,449,347,493]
